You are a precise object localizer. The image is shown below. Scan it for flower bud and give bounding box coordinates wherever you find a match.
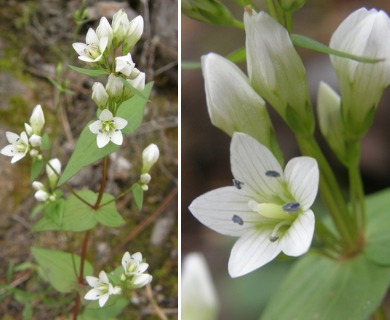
[92,82,109,108]
[123,16,144,53]
[112,9,130,44]
[24,123,33,136]
[127,71,145,91]
[35,190,49,202]
[115,53,135,77]
[96,17,113,48]
[46,158,61,189]
[329,8,390,138]
[142,144,159,173]
[30,104,45,135]
[140,173,151,185]
[317,82,346,164]
[244,9,313,134]
[29,134,42,147]
[106,74,124,98]
[277,0,308,13]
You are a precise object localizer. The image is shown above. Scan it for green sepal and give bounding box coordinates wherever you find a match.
[31,247,93,293]
[44,198,65,226]
[291,34,383,64]
[68,65,108,77]
[132,183,144,211]
[31,157,45,181]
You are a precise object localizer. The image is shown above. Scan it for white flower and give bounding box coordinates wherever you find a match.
[85,271,121,307]
[72,28,109,63]
[329,8,390,137]
[106,74,124,98]
[96,17,113,48]
[244,10,311,123]
[121,251,152,288]
[29,104,45,135]
[127,70,145,91]
[115,53,135,77]
[142,144,159,173]
[89,109,128,148]
[92,82,109,108]
[32,181,49,202]
[1,131,29,163]
[189,133,319,277]
[29,134,42,147]
[201,52,276,148]
[46,158,61,189]
[123,15,144,53]
[112,9,130,43]
[182,253,219,320]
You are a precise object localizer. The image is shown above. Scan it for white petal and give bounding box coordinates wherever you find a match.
[89,120,101,134]
[189,186,265,237]
[284,156,319,210]
[98,36,109,54]
[11,152,26,163]
[110,130,123,145]
[228,229,281,277]
[98,293,110,307]
[97,133,110,148]
[230,133,285,202]
[133,273,152,286]
[78,55,95,63]
[98,271,109,283]
[138,262,149,273]
[84,288,100,300]
[86,28,98,45]
[30,104,45,133]
[86,276,99,287]
[122,252,131,269]
[132,252,143,262]
[96,17,112,40]
[72,42,87,56]
[99,109,113,121]
[280,210,315,256]
[201,53,272,146]
[113,117,128,130]
[5,131,19,143]
[0,145,15,157]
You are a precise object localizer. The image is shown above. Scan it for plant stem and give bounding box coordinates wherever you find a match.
[296,135,356,251]
[94,156,108,208]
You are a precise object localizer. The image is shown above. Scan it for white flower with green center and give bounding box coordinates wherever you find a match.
[121,251,152,288]
[84,270,121,307]
[115,53,135,77]
[72,28,109,63]
[1,131,30,163]
[189,132,319,277]
[89,109,128,148]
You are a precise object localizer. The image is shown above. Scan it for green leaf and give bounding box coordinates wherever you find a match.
[364,188,390,266]
[291,34,383,63]
[132,183,144,211]
[31,247,93,293]
[31,190,123,232]
[68,65,108,77]
[262,252,390,320]
[31,157,45,181]
[58,83,153,185]
[95,193,125,227]
[41,133,50,150]
[44,198,65,226]
[226,47,246,63]
[117,82,153,134]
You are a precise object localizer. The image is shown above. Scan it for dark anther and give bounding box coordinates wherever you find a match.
[283,202,300,212]
[265,170,280,178]
[232,178,244,190]
[232,214,244,226]
[269,236,279,242]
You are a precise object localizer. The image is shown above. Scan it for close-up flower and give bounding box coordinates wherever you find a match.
[123,15,144,53]
[112,9,130,44]
[72,28,109,63]
[189,133,319,277]
[115,53,136,77]
[89,109,128,148]
[329,7,390,137]
[121,251,152,288]
[46,158,62,190]
[29,104,45,135]
[84,271,121,307]
[142,143,160,173]
[0,131,30,163]
[91,82,109,108]
[106,73,124,98]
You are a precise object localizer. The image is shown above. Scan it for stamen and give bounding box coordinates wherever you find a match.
[269,236,279,242]
[232,178,244,190]
[265,170,280,178]
[232,214,244,226]
[269,220,290,242]
[282,202,300,213]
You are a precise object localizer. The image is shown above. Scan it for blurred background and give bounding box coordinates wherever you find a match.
[182,0,390,318]
[0,0,177,318]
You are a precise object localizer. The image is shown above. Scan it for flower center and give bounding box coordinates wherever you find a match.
[16,139,28,153]
[84,43,100,59]
[248,200,293,220]
[101,120,116,134]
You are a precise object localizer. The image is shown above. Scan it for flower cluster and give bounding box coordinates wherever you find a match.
[1,105,45,163]
[84,251,152,307]
[32,158,62,202]
[72,9,145,149]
